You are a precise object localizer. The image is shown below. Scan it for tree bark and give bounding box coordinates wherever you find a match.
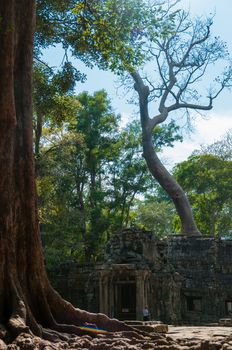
[132,75,201,236]
[0,0,132,340]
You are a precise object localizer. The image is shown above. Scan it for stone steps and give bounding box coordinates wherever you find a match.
[124,320,168,333]
[219,318,232,326]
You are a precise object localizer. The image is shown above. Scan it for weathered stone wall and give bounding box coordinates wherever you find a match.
[47,229,232,324]
[166,237,232,324]
[48,263,100,312]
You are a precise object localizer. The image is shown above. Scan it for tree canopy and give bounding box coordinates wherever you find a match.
[37,89,182,266]
[173,151,232,237]
[73,0,232,235]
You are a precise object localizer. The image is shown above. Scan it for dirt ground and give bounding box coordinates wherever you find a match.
[168,325,232,341]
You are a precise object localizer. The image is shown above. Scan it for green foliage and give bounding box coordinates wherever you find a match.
[33,62,81,120]
[153,120,183,151]
[33,0,184,262]
[34,0,232,247]
[70,0,232,237]
[37,89,182,266]
[35,0,166,77]
[106,121,152,228]
[38,90,118,263]
[35,0,175,73]
[173,154,232,237]
[104,119,182,229]
[34,0,86,108]
[133,197,175,238]
[72,0,175,73]
[35,0,78,52]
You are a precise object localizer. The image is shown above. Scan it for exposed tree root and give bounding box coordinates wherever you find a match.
[2,277,231,350]
[1,257,229,350]
[3,272,230,350]
[2,328,232,350]
[3,273,147,347]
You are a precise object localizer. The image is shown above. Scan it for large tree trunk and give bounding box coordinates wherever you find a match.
[132,74,201,236]
[0,0,133,342]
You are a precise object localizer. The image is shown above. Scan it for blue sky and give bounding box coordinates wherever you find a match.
[162,0,232,166]
[44,0,232,167]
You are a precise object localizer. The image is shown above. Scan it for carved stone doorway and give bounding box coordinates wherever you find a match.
[115,281,136,320]
[98,264,151,320]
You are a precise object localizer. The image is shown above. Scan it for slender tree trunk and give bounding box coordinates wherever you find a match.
[76,180,88,261]
[124,191,137,227]
[34,113,43,160]
[0,0,132,340]
[132,75,201,236]
[34,112,43,177]
[142,127,200,235]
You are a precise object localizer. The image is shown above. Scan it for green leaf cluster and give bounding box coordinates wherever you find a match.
[174,154,232,237]
[72,0,172,73]
[36,89,182,267]
[133,198,175,238]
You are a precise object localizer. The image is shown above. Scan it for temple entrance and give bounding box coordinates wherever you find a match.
[98,265,150,320]
[115,282,136,320]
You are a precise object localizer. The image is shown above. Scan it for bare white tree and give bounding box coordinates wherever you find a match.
[130,9,232,235]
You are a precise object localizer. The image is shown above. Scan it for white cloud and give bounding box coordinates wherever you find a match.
[161,111,232,168]
[120,112,131,128]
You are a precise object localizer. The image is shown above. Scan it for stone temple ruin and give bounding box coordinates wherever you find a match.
[48,228,232,324]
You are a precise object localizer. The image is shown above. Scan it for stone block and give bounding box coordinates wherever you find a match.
[219,319,232,326]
